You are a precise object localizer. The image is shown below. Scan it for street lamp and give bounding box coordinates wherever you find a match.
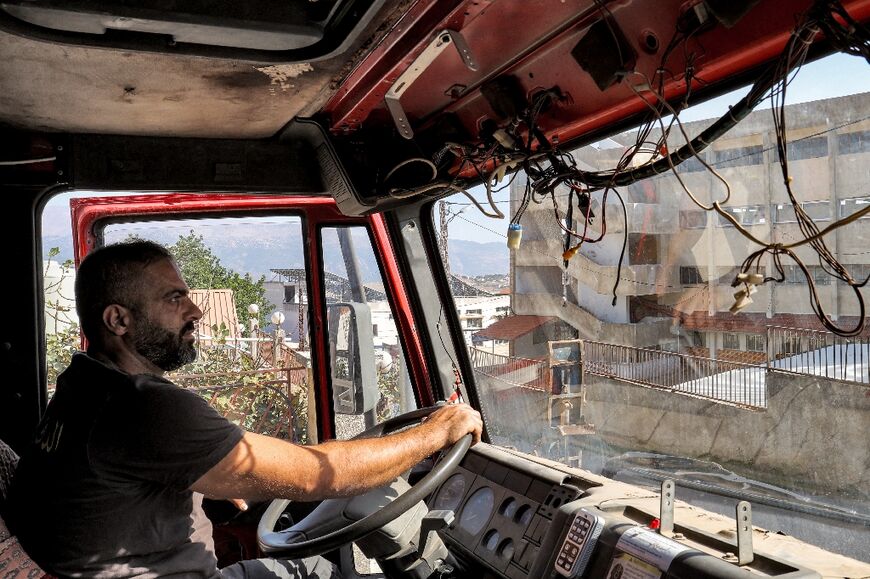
[271,311,286,366]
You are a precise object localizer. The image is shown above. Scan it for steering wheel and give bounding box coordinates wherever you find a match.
[257,406,471,559]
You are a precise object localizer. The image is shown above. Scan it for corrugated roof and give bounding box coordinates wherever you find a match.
[473,315,556,340]
[190,289,240,339]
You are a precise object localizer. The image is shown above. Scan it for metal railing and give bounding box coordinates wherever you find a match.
[767,325,869,384]
[582,341,767,409]
[469,348,550,391]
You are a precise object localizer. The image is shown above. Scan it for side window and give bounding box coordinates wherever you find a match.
[94,215,313,443]
[320,225,416,440]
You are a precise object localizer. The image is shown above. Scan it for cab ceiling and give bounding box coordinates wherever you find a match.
[0,1,408,139]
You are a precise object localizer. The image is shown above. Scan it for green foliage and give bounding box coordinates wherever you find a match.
[44,248,79,389]
[166,232,275,330]
[376,359,402,422]
[171,327,309,443]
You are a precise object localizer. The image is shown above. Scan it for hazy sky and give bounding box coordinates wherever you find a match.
[446,52,870,243]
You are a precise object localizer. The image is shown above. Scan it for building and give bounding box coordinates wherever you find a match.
[509,91,870,360]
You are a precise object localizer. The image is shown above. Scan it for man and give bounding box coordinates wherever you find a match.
[8,241,482,579]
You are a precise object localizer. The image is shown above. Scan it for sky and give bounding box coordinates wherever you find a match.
[445,53,870,244]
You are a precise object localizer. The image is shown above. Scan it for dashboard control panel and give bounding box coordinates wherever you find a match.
[426,445,831,579]
[554,509,603,577]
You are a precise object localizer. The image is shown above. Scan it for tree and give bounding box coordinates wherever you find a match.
[165,232,275,330]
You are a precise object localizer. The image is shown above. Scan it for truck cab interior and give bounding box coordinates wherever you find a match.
[1,0,869,577]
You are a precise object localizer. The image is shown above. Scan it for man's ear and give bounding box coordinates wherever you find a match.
[102,304,132,336]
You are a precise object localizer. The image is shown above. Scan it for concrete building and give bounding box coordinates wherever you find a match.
[509,91,870,360]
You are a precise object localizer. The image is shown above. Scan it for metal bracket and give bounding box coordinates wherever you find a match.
[736,501,754,565]
[659,479,675,537]
[385,29,477,139]
[418,509,455,557]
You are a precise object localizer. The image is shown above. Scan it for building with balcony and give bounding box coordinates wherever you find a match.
[509,91,870,360]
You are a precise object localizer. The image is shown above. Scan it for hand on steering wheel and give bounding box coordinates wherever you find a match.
[257,406,472,558]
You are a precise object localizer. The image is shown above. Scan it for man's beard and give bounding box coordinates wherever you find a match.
[133,315,197,372]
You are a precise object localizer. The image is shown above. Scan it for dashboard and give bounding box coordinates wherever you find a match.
[426,444,830,579]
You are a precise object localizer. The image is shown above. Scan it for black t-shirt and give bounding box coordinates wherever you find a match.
[8,353,244,578]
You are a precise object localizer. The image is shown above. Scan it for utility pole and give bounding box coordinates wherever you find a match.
[439,200,451,280]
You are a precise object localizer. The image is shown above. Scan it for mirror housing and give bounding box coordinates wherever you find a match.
[327,303,378,414]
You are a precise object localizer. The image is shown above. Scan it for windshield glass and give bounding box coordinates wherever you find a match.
[434,53,870,563]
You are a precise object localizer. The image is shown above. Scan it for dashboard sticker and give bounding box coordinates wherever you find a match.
[615,527,690,570]
[606,553,661,579]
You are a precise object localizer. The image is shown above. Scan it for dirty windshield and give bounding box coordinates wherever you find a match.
[435,52,870,562]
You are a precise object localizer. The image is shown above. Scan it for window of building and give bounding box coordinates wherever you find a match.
[283,285,296,303]
[839,196,870,219]
[783,336,802,355]
[675,154,708,173]
[680,210,708,229]
[722,333,740,350]
[466,318,483,329]
[773,201,831,223]
[680,266,704,285]
[837,129,870,155]
[713,145,763,168]
[628,233,658,265]
[466,309,482,315]
[746,334,765,352]
[849,264,870,283]
[372,324,378,337]
[717,205,767,227]
[786,136,828,161]
[780,265,804,284]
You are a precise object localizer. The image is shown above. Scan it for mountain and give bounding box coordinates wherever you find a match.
[41,221,509,281]
[448,239,509,276]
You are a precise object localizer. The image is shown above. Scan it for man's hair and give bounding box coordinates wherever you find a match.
[75,241,174,341]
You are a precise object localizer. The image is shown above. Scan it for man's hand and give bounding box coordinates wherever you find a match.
[193,403,484,502]
[422,403,483,448]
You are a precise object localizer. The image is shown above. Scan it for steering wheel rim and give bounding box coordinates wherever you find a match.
[257,406,470,558]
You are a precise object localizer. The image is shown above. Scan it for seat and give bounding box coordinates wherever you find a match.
[0,438,50,579]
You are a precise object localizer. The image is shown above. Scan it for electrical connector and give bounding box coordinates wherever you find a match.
[730,272,762,313]
[507,223,523,250]
[562,243,581,261]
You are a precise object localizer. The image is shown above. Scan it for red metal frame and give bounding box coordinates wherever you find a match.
[324,0,870,163]
[69,193,433,437]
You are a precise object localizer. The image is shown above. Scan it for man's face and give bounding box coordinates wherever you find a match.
[130,258,202,372]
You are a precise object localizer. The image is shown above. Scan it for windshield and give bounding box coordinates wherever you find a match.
[434,52,870,563]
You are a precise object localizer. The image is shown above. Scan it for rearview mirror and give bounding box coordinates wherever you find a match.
[327,303,378,415]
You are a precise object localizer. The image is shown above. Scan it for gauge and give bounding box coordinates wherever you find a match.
[515,504,534,526]
[433,473,466,512]
[500,497,517,518]
[458,487,495,535]
[483,529,500,551]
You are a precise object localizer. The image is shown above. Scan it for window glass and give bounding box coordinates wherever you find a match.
[786,136,828,161]
[722,333,741,350]
[100,215,312,442]
[839,196,870,219]
[712,144,763,167]
[774,201,831,223]
[837,130,870,155]
[433,55,870,562]
[717,205,767,226]
[320,225,416,441]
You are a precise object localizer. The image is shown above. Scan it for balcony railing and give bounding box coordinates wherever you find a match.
[582,341,767,409]
[767,325,869,384]
[468,348,550,391]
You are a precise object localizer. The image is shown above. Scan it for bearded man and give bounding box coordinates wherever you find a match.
[7,241,481,579]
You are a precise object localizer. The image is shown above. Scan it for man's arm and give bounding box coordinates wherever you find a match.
[191,403,482,502]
